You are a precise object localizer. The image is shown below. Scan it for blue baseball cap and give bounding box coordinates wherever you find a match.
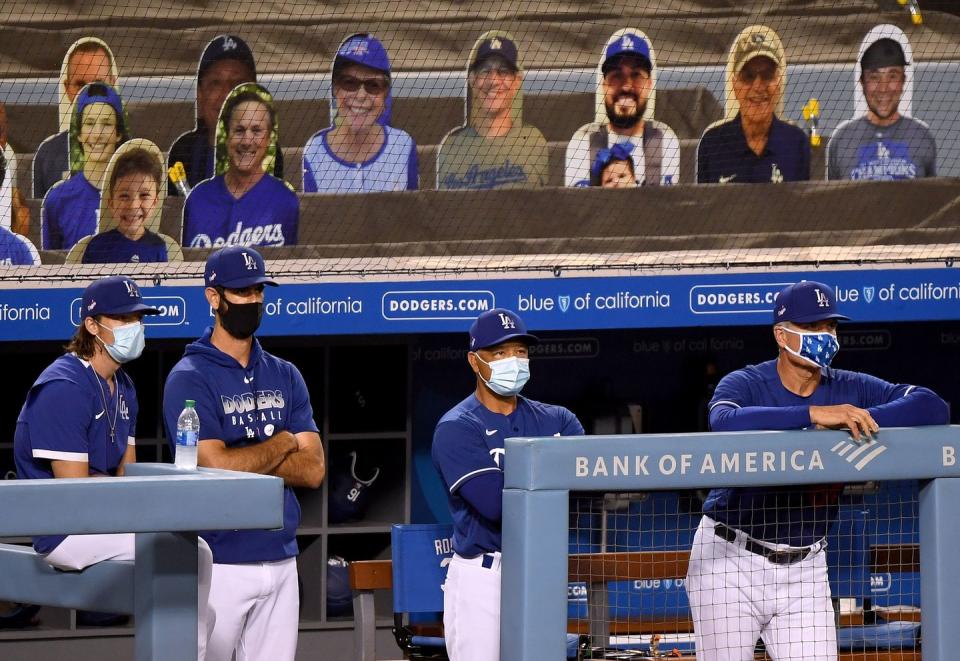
[334,34,391,76]
[602,33,652,74]
[198,35,257,81]
[469,308,538,350]
[204,246,278,289]
[774,281,850,324]
[472,36,519,72]
[81,276,159,319]
[75,82,125,129]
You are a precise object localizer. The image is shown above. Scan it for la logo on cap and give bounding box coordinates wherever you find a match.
[498,312,516,330]
[752,33,766,44]
[814,289,830,308]
[88,300,97,311]
[124,280,139,298]
[490,37,502,50]
[622,35,635,50]
[348,40,369,56]
[222,36,237,51]
[242,252,257,270]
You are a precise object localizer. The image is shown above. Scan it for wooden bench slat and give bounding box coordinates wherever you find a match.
[350,559,393,591]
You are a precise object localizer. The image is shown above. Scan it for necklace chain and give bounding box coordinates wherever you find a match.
[94,371,120,444]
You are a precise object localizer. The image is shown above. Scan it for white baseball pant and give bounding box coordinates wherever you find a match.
[204,556,300,661]
[686,516,837,661]
[44,533,214,659]
[444,551,501,661]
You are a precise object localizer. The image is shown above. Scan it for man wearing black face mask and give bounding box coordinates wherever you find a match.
[163,245,325,661]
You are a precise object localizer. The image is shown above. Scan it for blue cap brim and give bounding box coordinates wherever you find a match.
[215,275,278,289]
[474,332,539,350]
[88,301,160,318]
[783,312,849,324]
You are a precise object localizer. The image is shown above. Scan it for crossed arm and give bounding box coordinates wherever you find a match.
[197,430,325,489]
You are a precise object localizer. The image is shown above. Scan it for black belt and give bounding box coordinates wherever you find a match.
[713,522,820,565]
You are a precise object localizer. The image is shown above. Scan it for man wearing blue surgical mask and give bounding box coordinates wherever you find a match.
[686,280,948,661]
[432,307,583,661]
[13,275,214,656]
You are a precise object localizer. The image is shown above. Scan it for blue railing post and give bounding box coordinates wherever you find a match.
[501,489,569,661]
[919,477,960,661]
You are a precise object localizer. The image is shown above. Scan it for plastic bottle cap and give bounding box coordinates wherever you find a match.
[185,400,196,407]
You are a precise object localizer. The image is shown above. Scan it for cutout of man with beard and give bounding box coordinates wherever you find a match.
[565,30,680,187]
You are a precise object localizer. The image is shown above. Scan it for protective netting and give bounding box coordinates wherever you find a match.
[0,1,957,283]
[569,482,921,659]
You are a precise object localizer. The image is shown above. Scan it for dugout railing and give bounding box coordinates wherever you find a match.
[0,464,283,661]
[501,426,960,661]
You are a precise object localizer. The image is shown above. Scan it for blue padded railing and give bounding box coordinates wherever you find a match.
[0,463,283,661]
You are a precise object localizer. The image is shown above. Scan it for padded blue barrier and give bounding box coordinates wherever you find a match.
[826,504,871,600]
[837,621,920,650]
[863,480,921,607]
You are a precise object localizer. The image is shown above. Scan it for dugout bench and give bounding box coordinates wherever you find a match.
[0,463,283,661]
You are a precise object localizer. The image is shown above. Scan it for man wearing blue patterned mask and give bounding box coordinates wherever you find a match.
[432,307,583,661]
[686,280,948,661]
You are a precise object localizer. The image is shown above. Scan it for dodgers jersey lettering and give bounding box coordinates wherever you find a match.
[303,125,418,193]
[163,327,318,564]
[182,174,299,249]
[14,354,138,553]
[827,116,936,181]
[706,359,947,546]
[437,125,548,190]
[41,172,100,250]
[432,394,583,556]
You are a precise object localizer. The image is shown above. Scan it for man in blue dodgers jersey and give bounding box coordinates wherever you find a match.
[163,246,325,661]
[827,26,936,181]
[303,33,418,193]
[182,83,298,249]
[686,281,948,661]
[432,308,583,661]
[14,276,213,655]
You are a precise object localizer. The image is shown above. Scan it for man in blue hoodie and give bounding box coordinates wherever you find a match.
[163,246,325,661]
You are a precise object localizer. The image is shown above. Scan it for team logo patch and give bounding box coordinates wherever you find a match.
[221,36,237,51]
[489,37,502,50]
[242,252,257,270]
[621,35,635,50]
[498,312,516,330]
[814,288,830,308]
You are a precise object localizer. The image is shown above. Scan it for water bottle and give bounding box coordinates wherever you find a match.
[175,400,200,470]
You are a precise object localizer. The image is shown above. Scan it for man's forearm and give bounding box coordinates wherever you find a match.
[200,433,298,475]
[271,448,325,489]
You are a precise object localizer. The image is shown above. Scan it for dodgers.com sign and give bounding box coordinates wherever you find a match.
[0,266,957,341]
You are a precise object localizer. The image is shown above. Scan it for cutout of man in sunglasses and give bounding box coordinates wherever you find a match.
[303,33,417,193]
[437,32,548,190]
[697,25,810,184]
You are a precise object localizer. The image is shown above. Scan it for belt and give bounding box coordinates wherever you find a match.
[713,522,820,565]
[454,552,501,570]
